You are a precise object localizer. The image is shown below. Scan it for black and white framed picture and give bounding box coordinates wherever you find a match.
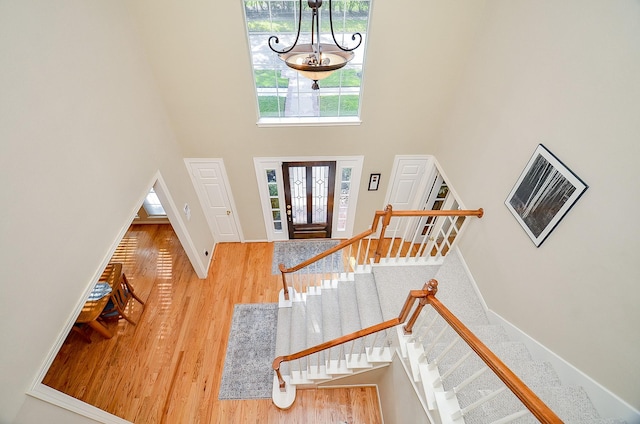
[505,144,588,247]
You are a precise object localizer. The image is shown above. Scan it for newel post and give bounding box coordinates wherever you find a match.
[403,279,438,334]
[273,358,286,390]
[373,204,393,263]
[279,264,289,301]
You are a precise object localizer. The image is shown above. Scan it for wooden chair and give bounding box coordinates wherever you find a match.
[100,272,145,325]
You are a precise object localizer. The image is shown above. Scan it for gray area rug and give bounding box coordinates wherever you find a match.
[271,239,342,274]
[218,303,278,400]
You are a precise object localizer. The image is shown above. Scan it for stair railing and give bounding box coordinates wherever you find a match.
[279,205,484,300]
[402,280,563,423]
[273,280,434,389]
[273,279,563,423]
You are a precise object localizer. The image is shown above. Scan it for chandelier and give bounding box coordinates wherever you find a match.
[268,0,363,90]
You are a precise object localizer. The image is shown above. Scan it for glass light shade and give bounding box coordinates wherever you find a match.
[279,43,354,81]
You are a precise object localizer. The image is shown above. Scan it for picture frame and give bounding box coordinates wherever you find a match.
[505,144,588,247]
[368,173,380,191]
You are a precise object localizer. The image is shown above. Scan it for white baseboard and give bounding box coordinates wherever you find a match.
[454,247,639,423]
[487,309,640,423]
[453,247,489,313]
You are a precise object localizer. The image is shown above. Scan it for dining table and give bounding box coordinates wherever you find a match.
[75,262,122,339]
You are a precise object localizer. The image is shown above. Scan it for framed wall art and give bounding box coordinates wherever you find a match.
[505,144,588,247]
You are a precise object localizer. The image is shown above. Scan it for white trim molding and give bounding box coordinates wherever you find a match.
[254,156,364,241]
[28,170,207,423]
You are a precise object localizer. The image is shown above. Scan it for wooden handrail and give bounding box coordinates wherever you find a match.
[373,205,484,262]
[279,228,375,300]
[273,282,433,389]
[384,208,484,218]
[274,278,562,422]
[279,228,374,275]
[425,281,562,423]
[279,205,484,299]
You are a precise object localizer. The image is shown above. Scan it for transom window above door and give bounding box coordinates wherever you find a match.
[242,0,372,126]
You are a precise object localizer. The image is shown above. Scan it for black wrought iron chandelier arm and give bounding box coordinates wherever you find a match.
[268,0,304,54]
[327,0,363,52]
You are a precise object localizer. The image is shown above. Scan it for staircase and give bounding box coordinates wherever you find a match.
[273,251,627,423]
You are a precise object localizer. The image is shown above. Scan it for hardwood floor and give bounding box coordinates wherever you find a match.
[43,224,383,423]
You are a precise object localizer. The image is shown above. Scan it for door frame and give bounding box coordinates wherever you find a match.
[282,161,336,239]
[383,155,435,238]
[185,158,244,243]
[254,156,364,241]
[28,170,203,424]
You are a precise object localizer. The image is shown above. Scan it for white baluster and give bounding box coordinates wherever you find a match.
[428,337,459,371]
[417,314,439,343]
[422,325,449,359]
[387,217,399,260]
[453,386,507,420]
[438,351,472,382]
[366,332,380,358]
[490,410,530,424]
[450,366,489,396]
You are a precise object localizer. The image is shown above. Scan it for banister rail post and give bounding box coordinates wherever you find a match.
[272,357,286,390]
[404,280,438,334]
[279,264,289,301]
[373,204,394,263]
[426,289,563,423]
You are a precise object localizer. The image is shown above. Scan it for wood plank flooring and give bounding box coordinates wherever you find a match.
[43,224,383,423]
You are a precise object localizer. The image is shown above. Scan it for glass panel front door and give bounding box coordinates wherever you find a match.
[282,161,336,238]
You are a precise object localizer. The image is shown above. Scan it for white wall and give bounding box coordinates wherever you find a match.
[126,0,487,240]
[434,0,640,412]
[0,1,213,422]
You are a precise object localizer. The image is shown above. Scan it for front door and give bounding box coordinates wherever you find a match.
[282,161,336,239]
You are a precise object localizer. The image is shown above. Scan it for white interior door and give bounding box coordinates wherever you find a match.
[186,159,242,243]
[384,155,435,236]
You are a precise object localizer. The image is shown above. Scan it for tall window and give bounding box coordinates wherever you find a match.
[337,167,352,231]
[265,169,284,232]
[243,0,371,123]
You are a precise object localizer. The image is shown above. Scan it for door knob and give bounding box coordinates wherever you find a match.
[227,210,231,215]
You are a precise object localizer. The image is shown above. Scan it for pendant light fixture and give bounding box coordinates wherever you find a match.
[268,0,362,90]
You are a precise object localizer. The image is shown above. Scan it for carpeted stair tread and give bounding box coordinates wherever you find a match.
[321,287,343,362]
[423,323,509,362]
[321,287,342,340]
[338,280,364,353]
[468,324,510,347]
[373,265,439,321]
[305,294,324,366]
[355,273,387,348]
[491,342,533,368]
[338,280,362,333]
[290,301,307,370]
[275,308,291,356]
[446,360,561,418]
[538,386,617,424]
[433,253,489,326]
[510,361,562,390]
[275,307,292,375]
[431,341,533,390]
[273,247,625,423]
[354,273,383,327]
[456,388,538,424]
